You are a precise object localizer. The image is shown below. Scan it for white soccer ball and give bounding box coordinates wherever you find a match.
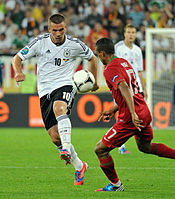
[72,69,95,93]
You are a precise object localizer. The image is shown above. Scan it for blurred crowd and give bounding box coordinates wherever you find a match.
[0,0,175,55]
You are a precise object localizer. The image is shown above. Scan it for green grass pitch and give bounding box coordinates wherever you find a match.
[0,128,175,199]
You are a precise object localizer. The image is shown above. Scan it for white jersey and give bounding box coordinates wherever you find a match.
[114,40,143,92]
[18,33,93,98]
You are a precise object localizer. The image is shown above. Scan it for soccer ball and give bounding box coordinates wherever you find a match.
[72,69,95,93]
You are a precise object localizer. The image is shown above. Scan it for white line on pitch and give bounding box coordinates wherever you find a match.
[0,166,175,170]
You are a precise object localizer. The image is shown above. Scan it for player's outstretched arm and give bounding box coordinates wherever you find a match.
[98,105,118,122]
[138,71,148,100]
[12,54,25,83]
[88,55,99,91]
[118,81,143,131]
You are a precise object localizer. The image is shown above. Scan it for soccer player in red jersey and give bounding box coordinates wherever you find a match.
[95,38,175,192]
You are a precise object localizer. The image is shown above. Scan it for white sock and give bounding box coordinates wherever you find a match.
[111,180,121,187]
[119,144,125,150]
[56,115,71,152]
[70,144,83,171]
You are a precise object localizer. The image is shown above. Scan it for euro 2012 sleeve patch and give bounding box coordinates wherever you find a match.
[112,75,119,82]
[21,47,29,55]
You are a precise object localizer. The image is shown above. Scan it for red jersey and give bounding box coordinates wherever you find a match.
[104,56,152,129]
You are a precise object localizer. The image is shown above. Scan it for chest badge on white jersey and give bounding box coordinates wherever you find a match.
[63,49,71,58]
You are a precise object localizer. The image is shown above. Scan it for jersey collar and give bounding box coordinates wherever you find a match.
[104,56,117,70]
[49,34,67,46]
[108,56,118,64]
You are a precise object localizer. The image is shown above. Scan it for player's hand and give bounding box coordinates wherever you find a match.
[0,88,4,99]
[91,83,99,92]
[15,72,25,83]
[131,112,144,131]
[98,110,115,122]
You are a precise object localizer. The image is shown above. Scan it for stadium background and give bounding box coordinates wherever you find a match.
[1,1,175,199]
[0,0,175,128]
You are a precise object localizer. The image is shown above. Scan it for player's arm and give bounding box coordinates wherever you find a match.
[0,64,4,98]
[88,54,99,91]
[12,39,38,83]
[137,48,147,99]
[138,71,148,99]
[118,81,143,131]
[12,54,25,83]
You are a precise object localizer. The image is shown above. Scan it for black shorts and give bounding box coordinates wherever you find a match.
[40,86,76,130]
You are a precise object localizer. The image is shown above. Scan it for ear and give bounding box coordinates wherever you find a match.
[48,25,51,33]
[64,22,67,32]
[101,51,106,58]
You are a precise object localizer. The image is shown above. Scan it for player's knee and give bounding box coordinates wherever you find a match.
[94,142,108,157]
[53,105,66,116]
[94,145,100,156]
[137,140,152,154]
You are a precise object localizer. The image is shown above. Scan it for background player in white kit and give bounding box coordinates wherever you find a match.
[114,24,147,154]
[12,14,98,186]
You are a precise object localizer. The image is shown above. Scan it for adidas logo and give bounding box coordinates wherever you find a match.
[46,49,51,53]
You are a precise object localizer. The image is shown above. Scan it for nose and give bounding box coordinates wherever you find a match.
[56,32,60,37]
[56,31,61,37]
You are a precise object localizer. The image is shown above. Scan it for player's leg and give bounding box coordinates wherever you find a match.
[0,64,4,99]
[40,92,71,161]
[136,139,175,159]
[40,88,87,177]
[48,124,62,147]
[70,144,88,185]
[52,87,88,184]
[53,101,83,165]
[52,86,75,161]
[48,123,71,164]
[135,125,175,159]
[48,124,87,185]
[118,144,130,154]
[53,100,72,151]
[95,140,124,191]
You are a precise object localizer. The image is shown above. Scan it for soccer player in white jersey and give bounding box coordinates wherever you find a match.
[12,14,99,186]
[114,24,147,154]
[0,58,4,99]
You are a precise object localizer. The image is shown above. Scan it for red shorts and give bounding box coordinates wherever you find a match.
[102,123,153,148]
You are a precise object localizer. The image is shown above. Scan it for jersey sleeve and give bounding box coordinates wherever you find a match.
[137,47,143,72]
[105,66,125,90]
[74,39,93,60]
[114,45,120,57]
[114,43,122,58]
[17,37,40,61]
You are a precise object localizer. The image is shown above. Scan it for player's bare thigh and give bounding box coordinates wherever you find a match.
[48,124,61,146]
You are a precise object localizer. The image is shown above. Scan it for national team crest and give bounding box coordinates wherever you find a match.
[63,49,71,58]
